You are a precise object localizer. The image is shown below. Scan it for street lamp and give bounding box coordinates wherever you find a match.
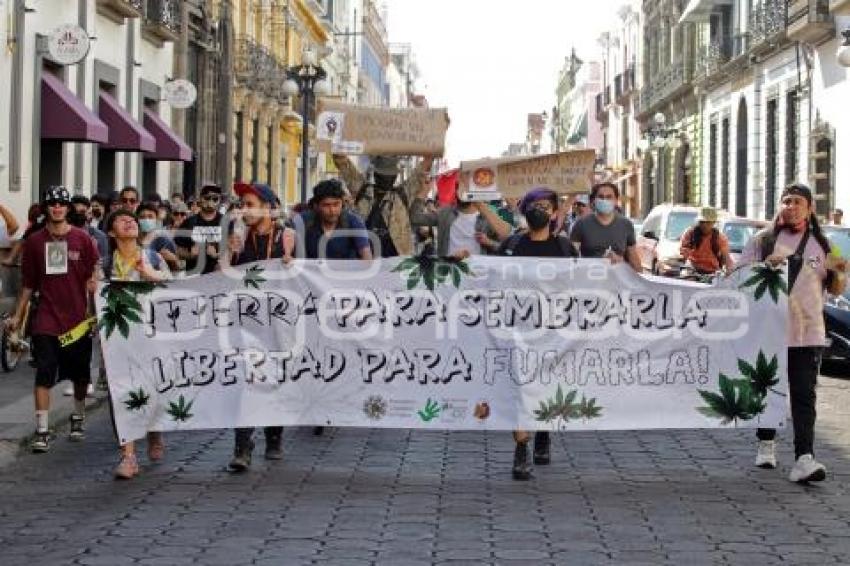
[636,112,682,152]
[837,28,850,68]
[283,47,330,204]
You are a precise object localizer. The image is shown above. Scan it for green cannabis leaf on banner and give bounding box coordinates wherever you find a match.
[243,265,267,290]
[123,387,150,411]
[697,350,782,426]
[739,263,788,303]
[697,374,766,426]
[392,254,471,291]
[534,385,603,429]
[166,395,194,422]
[417,398,441,422]
[99,281,165,339]
[738,351,783,398]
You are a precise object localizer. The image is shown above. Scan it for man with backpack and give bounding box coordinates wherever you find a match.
[296,180,372,261]
[332,154,432,257]
[679,207,733,275]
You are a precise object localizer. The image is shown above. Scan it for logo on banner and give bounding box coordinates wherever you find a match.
[47,24,90,66]
[163,79,197,109]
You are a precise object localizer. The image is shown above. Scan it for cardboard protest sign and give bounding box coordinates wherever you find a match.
[316,99,449,156]
[460,150,597,199]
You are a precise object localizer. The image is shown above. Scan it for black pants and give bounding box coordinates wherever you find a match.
[235,426,282,448]
[757,346,822,459]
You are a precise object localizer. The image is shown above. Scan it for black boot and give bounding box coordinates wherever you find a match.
[512,441,532,481]
[533,431,550,465]
[228,429,254,472]
[313,426,325,436]
[264,427,283,460]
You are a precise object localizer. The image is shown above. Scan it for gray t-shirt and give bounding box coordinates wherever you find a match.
[570,214,636,258]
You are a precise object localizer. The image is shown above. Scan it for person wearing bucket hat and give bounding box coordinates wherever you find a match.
[679,206,733,275]
[7,185,100,453]
[740,183,847,483]
[332,152,434,257]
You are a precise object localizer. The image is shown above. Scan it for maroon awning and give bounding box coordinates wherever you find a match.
[41,73,108,143]
[98,91,155,152]
[143,109,192,161]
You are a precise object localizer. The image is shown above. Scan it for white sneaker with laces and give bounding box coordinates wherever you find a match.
[788,454,826,483]
[755,440,776,469]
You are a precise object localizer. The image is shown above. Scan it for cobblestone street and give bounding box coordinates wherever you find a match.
[0,374,848,565]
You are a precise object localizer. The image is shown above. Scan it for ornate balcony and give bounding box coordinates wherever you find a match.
[615,65,636,103]
[694,38,732,80]
[749,0,787,49]
[638,60,693,117]
[144,0,181,43]
[235,36,290,103]
[787,0,833,44]
[97,0,144,19]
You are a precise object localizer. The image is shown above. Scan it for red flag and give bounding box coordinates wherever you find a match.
[436,169,459,207]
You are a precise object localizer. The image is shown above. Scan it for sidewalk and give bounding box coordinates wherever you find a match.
[0,360,107,468]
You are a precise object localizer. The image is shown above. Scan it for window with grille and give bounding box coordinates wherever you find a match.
[709,121,718,206]
[721,117,730,211]
[765,98,778,219]
[785,90,798,184]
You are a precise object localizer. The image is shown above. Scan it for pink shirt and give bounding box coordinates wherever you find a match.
[740,229,828,348]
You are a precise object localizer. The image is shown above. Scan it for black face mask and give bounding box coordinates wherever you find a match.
[68,210,87,228]
[525,208,551,230]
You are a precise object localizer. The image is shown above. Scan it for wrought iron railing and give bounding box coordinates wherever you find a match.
[749,0,787,46]
[146,0,181,36]
[694,38,732,79]
[235,35,290,103]
[640,59,693,113]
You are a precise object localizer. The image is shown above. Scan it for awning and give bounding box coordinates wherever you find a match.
[142,109,192,161]
[41,73,108,143]
[566,110,588,145]
[679,0,733,24]
[98,91,155,152]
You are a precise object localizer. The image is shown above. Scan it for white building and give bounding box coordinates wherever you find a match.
[812,2,850,215]
[2,0,189,221]
[597,2,643,215]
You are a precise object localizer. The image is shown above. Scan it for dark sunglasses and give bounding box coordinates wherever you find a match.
[173,212,187,216]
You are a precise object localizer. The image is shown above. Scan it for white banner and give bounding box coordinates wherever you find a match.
[97,259,790,444]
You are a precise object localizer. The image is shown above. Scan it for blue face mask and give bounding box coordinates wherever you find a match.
[594,199,616,215]
[138,218,158,233]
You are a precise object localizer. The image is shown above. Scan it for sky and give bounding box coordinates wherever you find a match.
[382,0,631,166]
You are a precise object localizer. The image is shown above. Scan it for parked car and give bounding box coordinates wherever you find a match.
[636,205,701,275]
[823,226,850,363]
[720,217,768,265]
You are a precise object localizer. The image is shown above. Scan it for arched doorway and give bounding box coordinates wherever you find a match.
[735,98,748,217]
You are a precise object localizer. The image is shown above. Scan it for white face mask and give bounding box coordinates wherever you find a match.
[594,199,615,215]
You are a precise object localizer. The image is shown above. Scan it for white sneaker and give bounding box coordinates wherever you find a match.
[755,440,777,469]
[86,383,94,397]
[788,454,826,483]
[62,383,73,396]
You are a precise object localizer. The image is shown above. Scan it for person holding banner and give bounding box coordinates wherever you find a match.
[497,187,577,480]
[332,154,432,257]
[570,183,641,272]
[7,186,99,453]
[225,182,296,472]
[410,180,512,257]
[740,183,847,483]
[104,210,171,479]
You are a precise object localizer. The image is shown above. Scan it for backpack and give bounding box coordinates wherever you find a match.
[501,233,575,257]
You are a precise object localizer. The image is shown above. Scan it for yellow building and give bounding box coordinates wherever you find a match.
[230,0,328,205]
